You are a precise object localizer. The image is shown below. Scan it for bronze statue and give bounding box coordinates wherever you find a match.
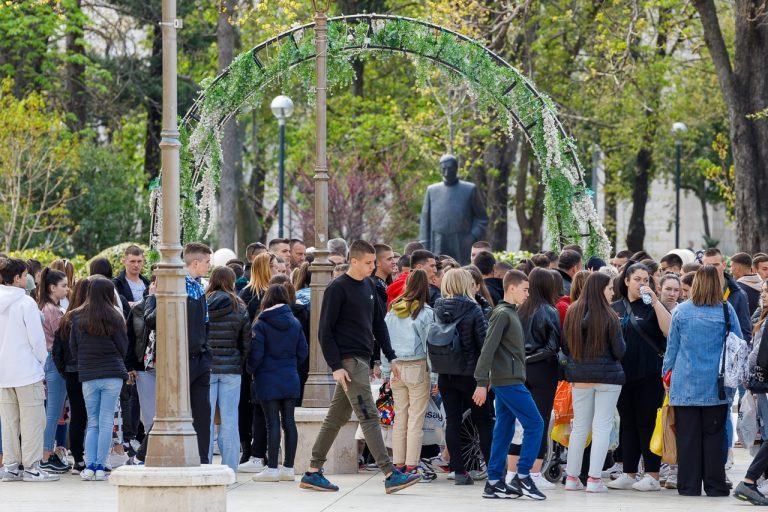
[419,155,488,265]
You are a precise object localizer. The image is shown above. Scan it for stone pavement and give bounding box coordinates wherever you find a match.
[2,449,759,511]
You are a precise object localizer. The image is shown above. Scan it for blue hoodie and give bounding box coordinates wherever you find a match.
[247,304,308,401]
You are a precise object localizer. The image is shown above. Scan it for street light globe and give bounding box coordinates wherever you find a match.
[671,122,688,138]
[271,95,294,124]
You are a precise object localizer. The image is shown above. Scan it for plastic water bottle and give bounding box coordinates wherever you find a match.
[641,292,653,305]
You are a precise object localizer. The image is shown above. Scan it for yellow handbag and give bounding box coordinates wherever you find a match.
[650,393,669,456]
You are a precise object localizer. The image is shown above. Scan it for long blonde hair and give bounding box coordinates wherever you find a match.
[246,252,275,295]
[440,268,476,301]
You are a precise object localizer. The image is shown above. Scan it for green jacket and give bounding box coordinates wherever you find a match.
[474,301,526,388]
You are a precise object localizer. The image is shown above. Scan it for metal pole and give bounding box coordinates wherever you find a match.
[146,0,200,467]
[304,5,335,407]
[675,141,681,249]
[278,122,286,238]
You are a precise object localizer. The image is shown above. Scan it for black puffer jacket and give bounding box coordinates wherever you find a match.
[520,304,561,363]
[433,296,488,376]
[69,314,128,383]
[207,291,251,374]
[562,312,626,385]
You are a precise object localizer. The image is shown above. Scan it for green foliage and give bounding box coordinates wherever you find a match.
[493,250,534,267]
[82,242,152,279]
[7,249,87,274]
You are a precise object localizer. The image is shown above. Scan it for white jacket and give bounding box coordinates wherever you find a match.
[0,285,47,388]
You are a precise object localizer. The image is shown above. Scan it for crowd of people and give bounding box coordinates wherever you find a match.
[1,237,768,504]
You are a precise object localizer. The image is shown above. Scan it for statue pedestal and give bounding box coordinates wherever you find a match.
[110,465,235,512]
[294,407,359,475]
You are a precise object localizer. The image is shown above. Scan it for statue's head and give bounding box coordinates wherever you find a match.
[439,154,459,186]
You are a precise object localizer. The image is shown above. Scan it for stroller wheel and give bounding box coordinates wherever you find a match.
[544,461,563,483]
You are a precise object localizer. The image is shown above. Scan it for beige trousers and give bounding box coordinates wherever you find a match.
[0,381,46,467]
[390,359,430,467]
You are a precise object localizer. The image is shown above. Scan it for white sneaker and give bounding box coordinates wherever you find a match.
[447,471,455,480]
[725,449,734,470]
[95,468,107,481]
[587,477,608,493]
[565,476,584,491]
[602,462,623,480]
[23,463,60,482]
[238,457,265,473]
[278,466,295,482]
[607,473,637,490]
[252,467,280,482]
[632,475,661,492]
[659,464,669,485]
[665,473,677,489]
[1,463,22,482]
[531,473,556,490]
[81,467,95,481]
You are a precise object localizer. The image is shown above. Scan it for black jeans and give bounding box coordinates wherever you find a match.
[262,399,298,469]
[64,372,86,464]
[746,439,768,482]
[190,353,212,464]
[508,359,558,459]
[675,405,729,496]
[438,374,493,473]
[251,402,268,460]
[239,367,252,457]
[616,374,664,474]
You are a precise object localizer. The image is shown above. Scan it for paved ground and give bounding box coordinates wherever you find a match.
[2,449,759,511]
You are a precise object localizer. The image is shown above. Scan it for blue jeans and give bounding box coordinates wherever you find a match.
[209,373,241,471]
[135,370,156,429]
[488,384,544,480]
[83,378,123,468]
[44,354,67,452]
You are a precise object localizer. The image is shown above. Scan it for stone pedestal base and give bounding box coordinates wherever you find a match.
[294,407,359,475]
[110,465,235,512]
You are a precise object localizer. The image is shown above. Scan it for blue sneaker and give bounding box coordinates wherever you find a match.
[299,469,339,492]
[384,468,421,494]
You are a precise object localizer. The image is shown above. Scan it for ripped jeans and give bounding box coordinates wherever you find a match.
[309,357,393,475]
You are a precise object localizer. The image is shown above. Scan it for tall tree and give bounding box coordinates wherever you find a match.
[694,0,768,253]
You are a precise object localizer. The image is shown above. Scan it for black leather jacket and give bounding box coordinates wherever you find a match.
[562,313,626,385]
[433,296,488,376]
[521,304,561,363]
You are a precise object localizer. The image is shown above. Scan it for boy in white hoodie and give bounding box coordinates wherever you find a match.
[0,258,59,482]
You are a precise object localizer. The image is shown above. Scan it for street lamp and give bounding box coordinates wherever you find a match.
[672,122,688,248]
[271,95,294,238]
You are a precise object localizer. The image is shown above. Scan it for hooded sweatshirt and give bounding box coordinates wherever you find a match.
[474,301,526,387]
[738,274,763,316]
[382,300,436,382]
[0,285,47,388]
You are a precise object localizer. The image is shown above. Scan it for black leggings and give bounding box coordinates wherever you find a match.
[438,374,493,474]
[262,399,298,469]
[508,359,558,459]
[616,374,664,474]
[64,372,87,464]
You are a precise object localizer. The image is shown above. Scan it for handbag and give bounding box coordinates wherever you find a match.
[661,399,676,464]
[719,301,749,391]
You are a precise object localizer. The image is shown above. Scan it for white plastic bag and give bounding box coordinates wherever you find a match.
[721,329,749,389]
[422,398,445,446]
[738,392,758,449]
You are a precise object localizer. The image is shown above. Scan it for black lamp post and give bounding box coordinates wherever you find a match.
[271,95,294,238]
[672,122,687,248]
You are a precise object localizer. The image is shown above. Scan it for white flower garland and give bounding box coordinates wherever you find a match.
[542,108,580,186]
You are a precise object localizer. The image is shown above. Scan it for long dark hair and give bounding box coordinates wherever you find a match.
[563,272,618,361]
[616,262,650,300]
[206,266,242,307]
[292,261,311,290]
[89,257,114,279]
[269,274,297,304]
[37,268,67,310]
[73,276,123,336]
[464,266,495,307]
[58,278,92,342]
[392,269,430,320]
[259,283,289,312]
[518,267,557,320]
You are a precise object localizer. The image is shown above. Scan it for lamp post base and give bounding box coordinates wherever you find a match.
[110,465,235,512]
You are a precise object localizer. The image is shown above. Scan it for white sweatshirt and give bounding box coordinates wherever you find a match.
[0,285,47,388]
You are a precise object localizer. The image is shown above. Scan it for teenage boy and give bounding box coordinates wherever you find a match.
[114,245,151,307]
[473,270,545,500]
[0,259,59,481]
[299,240,420,494]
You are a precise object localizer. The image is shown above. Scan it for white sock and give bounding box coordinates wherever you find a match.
[507,471,516,481]
[531,472,541,477]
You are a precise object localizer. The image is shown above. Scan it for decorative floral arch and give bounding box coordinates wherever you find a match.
[163,14,611,257]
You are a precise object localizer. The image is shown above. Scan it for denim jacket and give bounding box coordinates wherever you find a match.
[662,300,743,406]
[382,302,437,383]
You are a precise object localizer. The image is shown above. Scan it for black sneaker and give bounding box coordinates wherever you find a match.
[454,472,474,485]
[39,457,69,474]
[483,480,522,499]
[734,481,768,505]
[514,475,547,500]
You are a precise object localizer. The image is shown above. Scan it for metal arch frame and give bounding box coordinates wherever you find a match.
[182,13,593,243]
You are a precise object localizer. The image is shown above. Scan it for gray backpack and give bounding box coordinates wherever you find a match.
[427,315,466,375]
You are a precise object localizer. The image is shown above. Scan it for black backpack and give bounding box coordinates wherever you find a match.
[427,314,466,375]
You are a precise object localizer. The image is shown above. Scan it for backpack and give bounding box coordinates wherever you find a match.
[427,314,466,375]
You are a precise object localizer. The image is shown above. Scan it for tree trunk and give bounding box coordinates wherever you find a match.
[216,0,241,250]
[694,0,768,253]
[483,129,517,251]
[64,0,86,132]
[515,143,545,251]
[626,146,651,252]
[143,25,162,181]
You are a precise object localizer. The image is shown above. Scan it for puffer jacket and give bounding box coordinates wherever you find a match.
[520,304,561,363]
[69,314,128,383]
[562,312,626,385]
[207,291,251,374]
[382,300,436,382]
[247,304,308,401]
[433,296,488,376]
